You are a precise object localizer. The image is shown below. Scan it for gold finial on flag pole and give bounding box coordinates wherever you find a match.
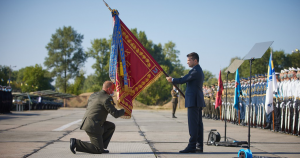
[103,0,112,12]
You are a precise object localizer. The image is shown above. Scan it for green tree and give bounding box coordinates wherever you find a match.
[44,26,87,93]
[0,65,10,86]
[202,70,217,86]
[67,71,85,95]
[21,64,53,92]
[163,41,185,78]
[163,41,180,66]
[82,74,102,92]
[286,49,300,68]
[0,65,19,89]
[86,38,111,85]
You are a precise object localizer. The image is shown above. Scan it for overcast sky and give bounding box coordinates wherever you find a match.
[1,0,299,80]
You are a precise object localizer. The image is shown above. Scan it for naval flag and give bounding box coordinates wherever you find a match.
[265,52,277,114]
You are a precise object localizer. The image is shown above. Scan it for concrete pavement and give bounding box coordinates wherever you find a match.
[0,108,300,158]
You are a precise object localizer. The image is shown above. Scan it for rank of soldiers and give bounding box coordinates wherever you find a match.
[203,67,300,137]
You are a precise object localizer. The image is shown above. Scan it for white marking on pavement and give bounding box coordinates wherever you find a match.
[52,119,82,131]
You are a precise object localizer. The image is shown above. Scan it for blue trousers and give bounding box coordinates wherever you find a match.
[240,103,246,120]
[266,112,272,123]
[187,107,203,149]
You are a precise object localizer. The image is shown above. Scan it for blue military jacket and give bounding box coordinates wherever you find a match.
[173,64,205,108]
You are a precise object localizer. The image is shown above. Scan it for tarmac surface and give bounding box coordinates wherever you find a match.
[0,108,300,158]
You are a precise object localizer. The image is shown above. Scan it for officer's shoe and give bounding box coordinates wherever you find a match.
[179,148,196,153]
[196,146,203,153]
[70,138,76,154]
[102,149,109,153]
[172,115,177,118]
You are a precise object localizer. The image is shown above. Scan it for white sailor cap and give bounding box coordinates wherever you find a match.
[297,68,300,72]
[275,72,280,75]
[290,67,297,72]
[280,70,285,73]
[284,69,289,73]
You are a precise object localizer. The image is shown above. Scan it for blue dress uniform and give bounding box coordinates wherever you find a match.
[245,78,250,125]
[252,75,258,127]
[250,76,256,127]
[172,64,205,151]
[240,79,246,125]
[256,75,263,128]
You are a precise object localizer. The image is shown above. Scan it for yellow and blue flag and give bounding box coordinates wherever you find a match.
[234,68,241,110]
[265,52,277,114]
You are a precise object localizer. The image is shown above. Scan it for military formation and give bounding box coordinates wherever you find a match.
[202,67,300,137]
[203,84,220,120]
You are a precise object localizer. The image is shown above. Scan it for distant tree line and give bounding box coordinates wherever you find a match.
[1,26,299,105]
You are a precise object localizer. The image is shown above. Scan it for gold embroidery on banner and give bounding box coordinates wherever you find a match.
[125,49,131,57]
[122,28,151,68]
[118,24,164,111]
[129,73,152,96]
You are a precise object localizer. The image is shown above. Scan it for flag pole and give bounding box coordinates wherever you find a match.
[103,0,112,11]
[162,70,185,98]
[102,0,185,98]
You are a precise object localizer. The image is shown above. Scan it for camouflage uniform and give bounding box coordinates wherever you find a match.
[171,88,178,118]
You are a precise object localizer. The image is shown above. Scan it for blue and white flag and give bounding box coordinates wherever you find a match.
[265,51,277,114]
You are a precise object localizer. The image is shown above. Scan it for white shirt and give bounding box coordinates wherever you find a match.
[295,80,300,100]
[287,79,293,97]
[281,80,287,99]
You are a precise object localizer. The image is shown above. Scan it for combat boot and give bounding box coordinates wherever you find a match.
[264,123,271,129]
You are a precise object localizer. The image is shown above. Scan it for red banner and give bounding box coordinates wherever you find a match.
[215,70,223,109]
[116,20,164,118]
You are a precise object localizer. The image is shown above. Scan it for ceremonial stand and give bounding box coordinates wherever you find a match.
[214,59,247,147]
[242,41,274,150]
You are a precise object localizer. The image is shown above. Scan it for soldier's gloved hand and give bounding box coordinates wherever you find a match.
[280,102,284,108]
[286,101,291,107]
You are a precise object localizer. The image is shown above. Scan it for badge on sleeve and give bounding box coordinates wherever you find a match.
[110,99,115,105]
